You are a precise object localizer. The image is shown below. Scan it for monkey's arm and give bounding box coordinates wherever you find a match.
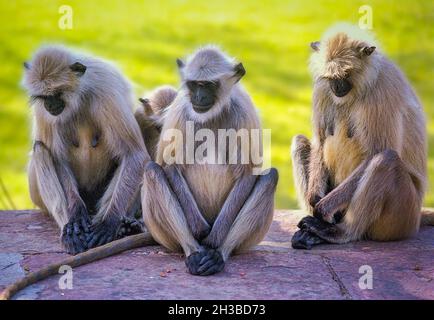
[89,150,146,247]
[201,173,258,249]
[164,165,211,240]
[306,143,330,207]
[31,142,89,254]
[55,159,93,253]
[89,101,150,247]
[313,159,370,223]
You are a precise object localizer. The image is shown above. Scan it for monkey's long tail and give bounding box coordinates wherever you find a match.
[421,209,434,226]
[0,232,156,300]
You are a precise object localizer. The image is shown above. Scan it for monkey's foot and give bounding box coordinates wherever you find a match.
[61,208,91,255]
[87,217,120,248]
[291,229,325,250]
[297,216,343,244]
[186,249,225,276]
[117,216,145,239]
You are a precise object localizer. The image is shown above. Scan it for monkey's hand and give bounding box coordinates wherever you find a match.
[313,196,347,224]
[185,248,225,276]
[61,206,91,255]
[87,216,121,248]
[117,216,145,239]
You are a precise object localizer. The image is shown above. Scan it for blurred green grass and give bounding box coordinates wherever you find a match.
[0,0,433,209]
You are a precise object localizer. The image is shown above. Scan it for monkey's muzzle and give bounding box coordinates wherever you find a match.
[44,95,66,116]
[330,78,352,98]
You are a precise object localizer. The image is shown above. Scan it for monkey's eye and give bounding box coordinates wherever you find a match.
[207,81,220,90]
[186,81,197,90]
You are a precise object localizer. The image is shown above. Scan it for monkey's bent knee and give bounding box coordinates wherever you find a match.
[144,161,165,181]
[291,134,310,150]
[291,134,310,147]
[372,149,400,168]
[263,167,279,185]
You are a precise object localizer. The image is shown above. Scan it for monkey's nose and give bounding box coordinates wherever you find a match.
[330,79,352,97]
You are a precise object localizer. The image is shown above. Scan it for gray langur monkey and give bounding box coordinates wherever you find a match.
[135,85,177,160]
[23,46,152,255]
[291,24,434,249]
[142,46,279,276]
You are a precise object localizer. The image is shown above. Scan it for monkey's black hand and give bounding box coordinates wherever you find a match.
[61,206,91,255]
[186,249,225,276]
[313,197,346,224]
[117,216,145,239]
[87,216,120,248]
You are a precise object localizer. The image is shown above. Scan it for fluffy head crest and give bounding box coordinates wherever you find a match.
[181,45,236,81]
[310,23,379,79]
[23,45,80,96]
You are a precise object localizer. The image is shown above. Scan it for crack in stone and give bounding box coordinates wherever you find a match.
[322,256,352,300]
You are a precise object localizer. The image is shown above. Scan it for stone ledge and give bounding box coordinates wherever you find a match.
[0,210,433,300]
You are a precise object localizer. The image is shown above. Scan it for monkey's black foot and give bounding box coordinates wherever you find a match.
[297,215,342,244]
[291,229,325,250]
[87,217,120,248]
[61,208,91,255]
[186,249,225,276]
[117,216,145,239]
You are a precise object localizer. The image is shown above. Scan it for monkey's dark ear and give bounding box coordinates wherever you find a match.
[69,62,87,75]
[233,63,246,81]
[23,62,30,70]
[361,46,376,56]
[139,97,151,107]
[310,41,320,51]
[176,59,185,69]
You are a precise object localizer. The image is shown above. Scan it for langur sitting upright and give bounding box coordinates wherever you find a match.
[291,24,434,249]
[135,85,177,160]
[24,46,149,254]
[142,46,278,276]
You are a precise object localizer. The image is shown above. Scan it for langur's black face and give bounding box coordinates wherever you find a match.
[329,77,352,98]
[186,80,220,113]
[25,61,87,116]
[33,92,66,116]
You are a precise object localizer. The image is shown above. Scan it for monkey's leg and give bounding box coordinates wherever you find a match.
[215,168,278,264]
[290,136,329,249]
[291,135,312,212]
[30,142,90,254]
[142,162,203,270]
[164,165,211,240]
[89,152,145,248]
[302,150,420,244]
[201,173,258,250]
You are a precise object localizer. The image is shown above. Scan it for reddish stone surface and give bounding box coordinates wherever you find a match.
[0,210,433,300]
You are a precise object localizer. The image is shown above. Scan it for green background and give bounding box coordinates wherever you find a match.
[0,0,433,210]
